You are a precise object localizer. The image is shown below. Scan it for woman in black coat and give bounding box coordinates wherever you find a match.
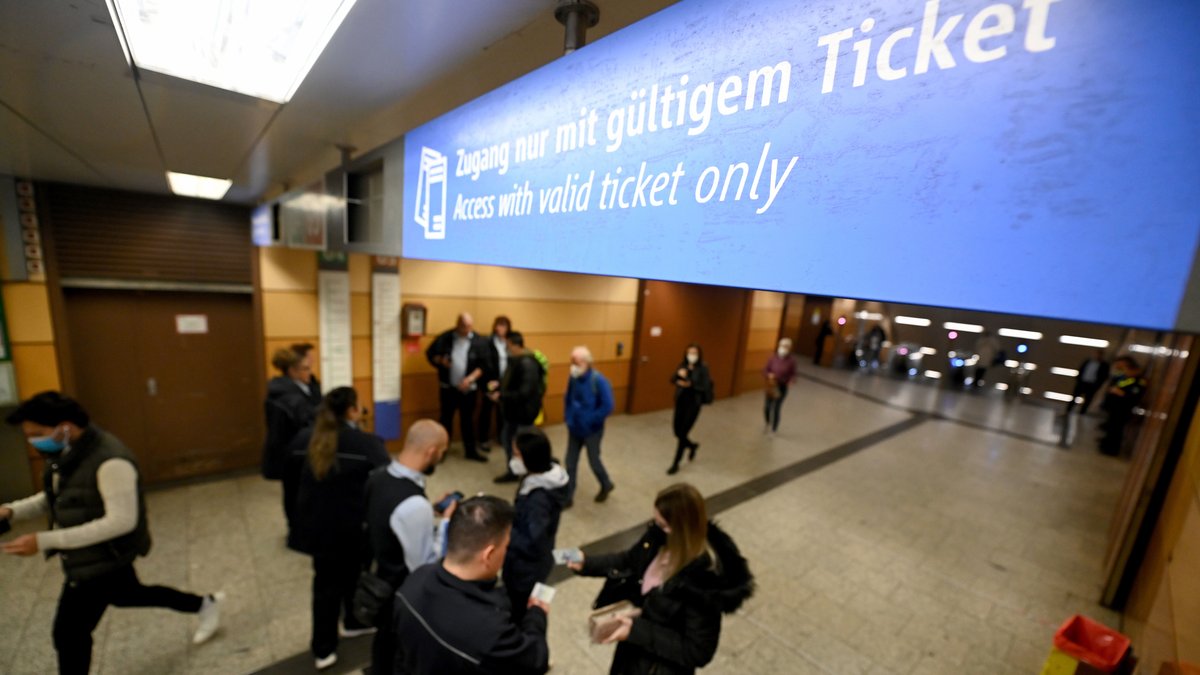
[668,344,713,475]
[569,483,754,675]
[288,387,389,670]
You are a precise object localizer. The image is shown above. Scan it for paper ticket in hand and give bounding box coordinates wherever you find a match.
[552,547,583,565]
[530,582,556,604]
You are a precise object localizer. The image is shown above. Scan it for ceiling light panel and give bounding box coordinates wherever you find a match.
[894,316,931,326]
[107,0,358,103]
[998,328,1043,340]
[943,321,984,333]
[166,171,232,199]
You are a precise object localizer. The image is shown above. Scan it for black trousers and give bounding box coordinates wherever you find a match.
[1067,381,1102,415]
[372,595,397,675]
[764,384,789,431]
[54,564,203,675]
[439,386,479,456]
[282,466,300,530]
[672,399,702,466]
[311,552,367,658]
[477,394,503,445]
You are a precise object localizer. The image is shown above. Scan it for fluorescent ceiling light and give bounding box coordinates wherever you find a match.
[107,0,358,103]
[1022,363,1037,371]
[894,316,931,326]
[994,383,1009,391]
[1050,367,1079,377]
[1004,360,1019,368]
[943,322,984,333]
[1059,335,1110,348]
[924,370,942,379]
[166,172,232,200]
[998,328,1043,340]
[919,347,937,355]
[1043,391,1075,402]
[855,311,883,321]
[1019,387,1032,395]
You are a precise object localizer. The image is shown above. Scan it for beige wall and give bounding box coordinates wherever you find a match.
[400,260,638,433]
[1124,397,1200,670]
[737,291,785,392]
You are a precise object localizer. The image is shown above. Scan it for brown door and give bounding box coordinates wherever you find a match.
[63,289,261,483]
[628,280,749,415]
[794,296,833,359]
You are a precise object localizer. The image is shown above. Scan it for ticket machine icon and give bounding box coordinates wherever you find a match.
[415,147,447,240]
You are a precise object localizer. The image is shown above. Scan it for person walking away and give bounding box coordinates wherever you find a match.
[489,331,545,484]
[813,320,833,366]
[478,316,512,452]
[972,330,1001,388]
[1066,350,1110,415]
[362,419,457,675]
[426,313,490,462]
[563,346,616,507]
[262,344,322,534]
[1,392,223,675]
[762,338,796,433]
[566,483,754,675]
[287,387,389,670]
[502,427,569,620]
[668,343,713,475]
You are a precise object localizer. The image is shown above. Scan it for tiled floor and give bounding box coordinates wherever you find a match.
[0,364,1129,674]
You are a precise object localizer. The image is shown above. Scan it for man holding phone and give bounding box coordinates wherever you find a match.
[363,419,459,675]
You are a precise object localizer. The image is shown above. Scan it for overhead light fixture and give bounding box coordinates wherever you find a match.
[894,316,931,326]
[1022,363,1037,371]
[1019,387,1033,395]
[924,370,942,379]
[994,383,1009,391]
[106,0,358,103]
[919,347,937,355]
[1050,367,1079,377]
[1004,360,1020,368]
[855,311,883,321]
[166,172,233,200]
[998,328,1043,340]
[1043,391,1075,402]
[943,322,984,333]
[1059,335,1110,348]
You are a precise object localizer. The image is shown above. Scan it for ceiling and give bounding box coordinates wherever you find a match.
[0,0,556,203]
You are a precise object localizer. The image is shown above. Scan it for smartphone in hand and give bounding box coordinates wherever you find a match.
[530,582,556,604]
[434,491,464,514]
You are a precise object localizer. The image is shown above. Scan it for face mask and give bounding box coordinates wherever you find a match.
[30,426,68,453]
[569,364,585,378]
[777,347,789,357]
[508,457,528,477]
[686,354,699,365]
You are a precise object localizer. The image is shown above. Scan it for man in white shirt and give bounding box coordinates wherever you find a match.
[1,391,222,675]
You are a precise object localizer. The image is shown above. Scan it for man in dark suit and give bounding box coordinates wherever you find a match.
[1066,349,1110,415]
[425,313,490,462]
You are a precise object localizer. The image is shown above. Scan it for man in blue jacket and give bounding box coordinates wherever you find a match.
[563,346,615,507]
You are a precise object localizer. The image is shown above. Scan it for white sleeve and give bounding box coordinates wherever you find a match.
[3,492,49,521]
[389,494,440,573]
[36,459,140,552]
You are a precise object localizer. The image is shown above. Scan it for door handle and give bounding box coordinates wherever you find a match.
[147,377,158,397]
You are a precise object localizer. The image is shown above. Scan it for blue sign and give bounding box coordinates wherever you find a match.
[403,0,1200,330]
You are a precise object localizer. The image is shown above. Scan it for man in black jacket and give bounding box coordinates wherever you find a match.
[489,331,545,483]
[425,313,490,462]
[394,495,550,675]
[1,392,223,675]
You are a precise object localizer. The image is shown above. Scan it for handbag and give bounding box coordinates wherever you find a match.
[588,600,641,643]
[352,568,394,627]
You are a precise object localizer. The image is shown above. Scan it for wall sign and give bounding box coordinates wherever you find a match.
[402,0,1200,331]
[175,314,208,334]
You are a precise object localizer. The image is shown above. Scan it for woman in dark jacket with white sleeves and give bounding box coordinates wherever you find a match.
[568,483,754,675]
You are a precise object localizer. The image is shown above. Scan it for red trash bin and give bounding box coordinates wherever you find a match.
[1053,615,1131,673]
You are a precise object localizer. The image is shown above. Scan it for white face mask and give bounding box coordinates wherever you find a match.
[686,353,699,365]
[777,347,789,357]
[508,457,528,476]
[569,364,585,378]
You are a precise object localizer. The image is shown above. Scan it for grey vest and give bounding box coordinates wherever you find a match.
[45,427,152,582]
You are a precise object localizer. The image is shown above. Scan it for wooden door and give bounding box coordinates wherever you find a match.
[628,280,749,415]
[794,296,833,359]
[63,289,261,483]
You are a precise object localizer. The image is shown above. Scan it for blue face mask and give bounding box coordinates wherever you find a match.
[30,427,68,453]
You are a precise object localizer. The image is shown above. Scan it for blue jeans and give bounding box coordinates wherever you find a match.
[565,429,613,499]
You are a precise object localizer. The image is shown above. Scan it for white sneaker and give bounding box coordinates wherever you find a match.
[192,591,224,644]
[315,653,338,670]
[338,623,377,638]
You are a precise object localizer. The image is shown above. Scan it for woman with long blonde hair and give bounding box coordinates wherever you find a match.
[287,387,389,670]
[569,483,754,675]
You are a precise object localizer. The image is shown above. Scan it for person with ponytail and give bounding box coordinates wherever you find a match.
[287,387,389,670]
[567,483,754,675]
